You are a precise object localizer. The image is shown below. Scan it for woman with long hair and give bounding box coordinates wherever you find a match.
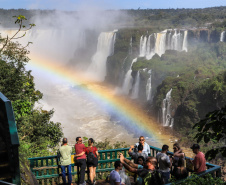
[85,138,99,185]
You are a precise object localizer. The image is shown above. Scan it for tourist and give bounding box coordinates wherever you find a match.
[59,138,72,185]
[128,144,148,164]
[120,153,163,185]
[119,154,145,185]
[85,138,99,185]
[134,136,150,156]
[156,145,171,184]
[172,143,185,170]
[109,161,125,185]
[75,137,86,185]
[172,158,188,180]
[190,144,206,173]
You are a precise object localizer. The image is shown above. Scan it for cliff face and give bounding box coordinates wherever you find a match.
[105,28,226,129]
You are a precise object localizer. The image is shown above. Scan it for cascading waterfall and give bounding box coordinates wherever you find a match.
[131,70,140,99]
[220,31,225,42]
[155,30,167,56]
[139,35,147,57]
[129,37,133,54]
[121,58,137,95]
[182,30,188,52]
[139,29,188,60]
[162,88,173,127]
[146,69,152,101]
[87,30,117,81]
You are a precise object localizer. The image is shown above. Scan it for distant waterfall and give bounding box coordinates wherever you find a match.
[129,37,133,54]
[220,31,225,42]
[139,29,188,60]
[140,36,147,57]
[87,30,117,81]
[146,70,152,101]
[182,30,188,52]
[131,71,140,99]
[121,58,137,95]
[155,30,167,56]
[162,89,173,127]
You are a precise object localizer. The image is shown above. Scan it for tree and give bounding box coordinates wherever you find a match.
[0,15,63,157]
[193,105,226,160]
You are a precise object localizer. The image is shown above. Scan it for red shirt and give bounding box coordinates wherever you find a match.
[193,152,206,173]
[85,146,98,158]
[75,143,86,159]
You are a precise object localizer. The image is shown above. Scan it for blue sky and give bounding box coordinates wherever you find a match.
[0,0,226,10]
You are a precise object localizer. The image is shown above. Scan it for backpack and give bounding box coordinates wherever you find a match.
[143,170,164,185]
[87,147,95,163]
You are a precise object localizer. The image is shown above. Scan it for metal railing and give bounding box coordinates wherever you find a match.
[28,145,221,185]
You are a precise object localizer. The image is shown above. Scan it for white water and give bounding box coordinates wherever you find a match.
[86,30,117,81]
[131,70,140,99]
[139,35,147,57]
[162,88,173,127]
[220,31,225,42]
[121,58,137,95]
[129,37,133,54]
[146,69,152,101]
[182,30,188,52]
[139,29,188,60]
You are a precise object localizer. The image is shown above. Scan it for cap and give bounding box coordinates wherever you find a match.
[190,144,200,150]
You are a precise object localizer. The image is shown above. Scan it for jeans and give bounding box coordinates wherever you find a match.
[61,164,72,184]
[161,171,170,184]
[77,159,87,184]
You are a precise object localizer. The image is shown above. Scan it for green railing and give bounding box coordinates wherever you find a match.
[28,145,221,185]
[0,92,20,185]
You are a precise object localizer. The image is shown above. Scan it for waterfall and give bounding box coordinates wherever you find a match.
[87,30,117,81]
[131,71,140,99]
[171,30,182,51]
[139,35,147,57]
[146,70,152,101]
[220,31,225,42]
[129,37,133,54]
[139,29,188,61]
[182,30,188,52]
[146,34,156,60]
[155,30,167,57]
[162,88,173,127]
[121,58,137,95]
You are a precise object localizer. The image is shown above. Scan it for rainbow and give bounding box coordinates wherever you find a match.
[29,55,173,146]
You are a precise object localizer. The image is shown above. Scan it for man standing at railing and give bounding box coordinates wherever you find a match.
[190,144,206,173]
[59,138,72,185]
[134,136,150,156]
[75,137,86,185]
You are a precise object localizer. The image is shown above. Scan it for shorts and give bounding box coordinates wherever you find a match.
[87,157,98,167]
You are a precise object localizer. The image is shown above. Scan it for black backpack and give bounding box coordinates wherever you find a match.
[87,147,95,163]
[143,170,164,185]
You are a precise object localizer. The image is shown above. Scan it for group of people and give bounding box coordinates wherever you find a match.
[110,136,206,185]
[58,137,99,185]
[58,136,206,185]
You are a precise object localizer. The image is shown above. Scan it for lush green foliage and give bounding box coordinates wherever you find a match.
[171,173,224,185]
[0,16,63,158]
[193,105,226,160]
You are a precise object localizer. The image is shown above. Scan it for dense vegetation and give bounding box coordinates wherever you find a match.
[0,15,63,158]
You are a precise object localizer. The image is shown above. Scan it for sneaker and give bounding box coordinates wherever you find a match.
[93,180,96,185]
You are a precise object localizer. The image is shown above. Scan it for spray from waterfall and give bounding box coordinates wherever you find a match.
[131,70,140,99]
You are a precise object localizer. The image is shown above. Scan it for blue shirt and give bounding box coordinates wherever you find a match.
[110,170,121,185]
